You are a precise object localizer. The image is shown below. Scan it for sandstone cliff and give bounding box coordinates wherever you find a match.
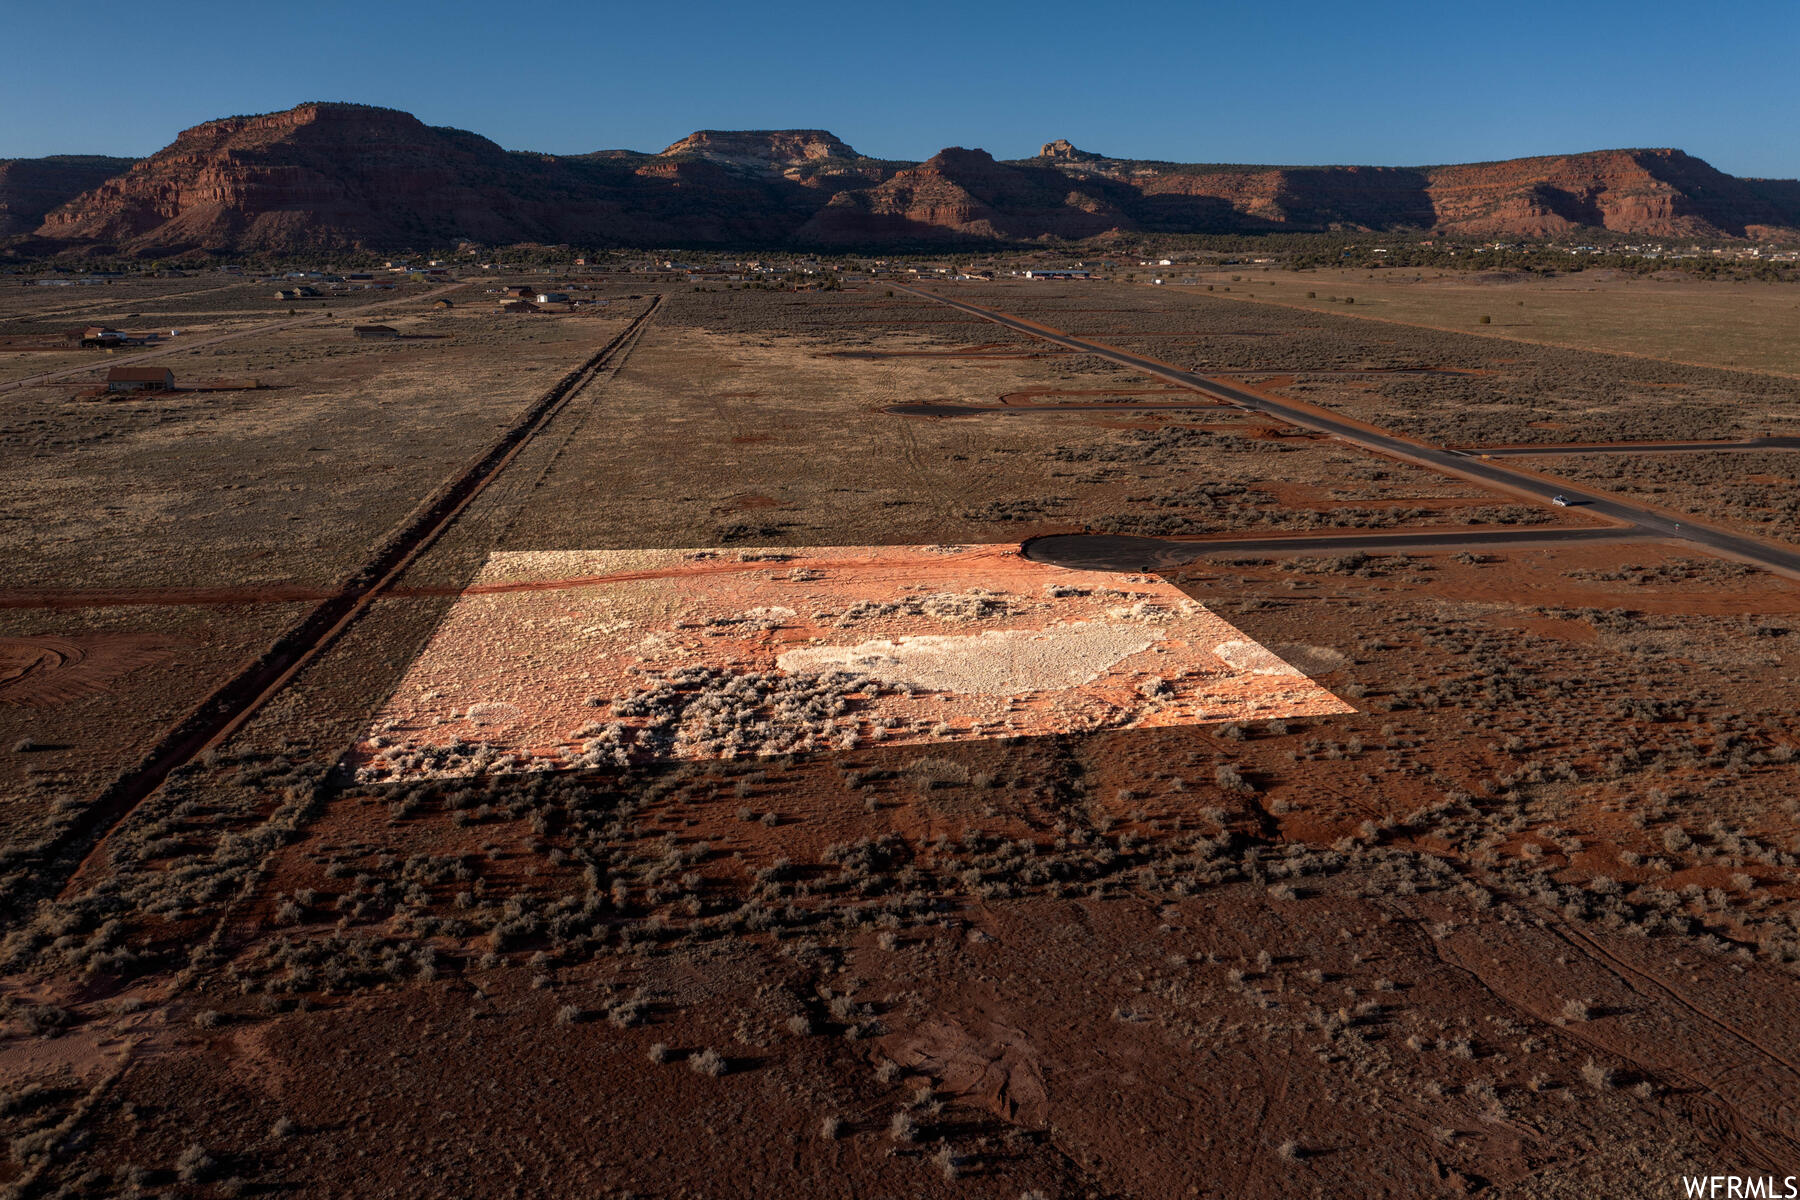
[25,104,1800,254]
[799,148,1134,245]
[658,129,857,166]
[1021,146,1799,238]
[0,156,137,237]
[38,104,829,252]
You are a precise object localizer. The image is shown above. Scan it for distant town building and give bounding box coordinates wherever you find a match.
[499,300,541,314]
[353,324,399,340]
[67,326,127,348]
[1023,269,1092,280]
[433,298,455,309]
[502,286,536,299]
[535,292,570,304]
[106,366,174,392]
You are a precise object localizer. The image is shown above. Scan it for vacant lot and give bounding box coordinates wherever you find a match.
[5,278,1800,1199]
[0,284,644,866]
[1162,267,1800,377]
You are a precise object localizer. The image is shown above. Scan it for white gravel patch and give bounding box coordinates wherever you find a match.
[1212,640,1304,677]
[778,622,1161,695]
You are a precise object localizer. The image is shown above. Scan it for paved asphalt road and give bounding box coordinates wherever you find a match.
[895,284,1800,582]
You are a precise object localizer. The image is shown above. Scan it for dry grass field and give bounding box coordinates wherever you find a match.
[1162,267,1800,377]
[3,275,1800,1199]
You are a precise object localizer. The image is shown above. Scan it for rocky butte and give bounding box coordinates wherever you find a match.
[16,102,1800,254]
[0,155,139,238]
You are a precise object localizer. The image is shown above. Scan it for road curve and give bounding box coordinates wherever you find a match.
[894,284,1800,583]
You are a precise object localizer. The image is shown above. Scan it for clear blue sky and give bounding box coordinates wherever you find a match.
[4,0,1795,176]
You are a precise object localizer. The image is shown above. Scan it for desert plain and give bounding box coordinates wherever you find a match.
[1,266,1800,1199]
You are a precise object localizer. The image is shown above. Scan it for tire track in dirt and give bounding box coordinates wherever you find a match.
[888,414,940,523]
[1410,890,1800,1170]
[1543,910,1800,1081]
[489,310,661,546]
[1230,1065,1288,1199]
[8,299,662,921]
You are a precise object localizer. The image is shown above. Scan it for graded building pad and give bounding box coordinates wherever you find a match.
[353,544,1353,779]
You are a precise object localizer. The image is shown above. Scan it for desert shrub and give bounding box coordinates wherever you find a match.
[1581,1060,1616,1090]
[1215,764,1255,794]
[176,1144,216,1183]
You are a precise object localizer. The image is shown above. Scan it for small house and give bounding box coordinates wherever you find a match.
[502,286,535,299]
[433,298,455,309]
[106,367,174,393]
[353,324,399,340]
[536,292,570,304]
[70,326,127,348]
[499,300,541,314]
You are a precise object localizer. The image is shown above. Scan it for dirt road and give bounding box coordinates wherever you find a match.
[0,281,468,391]
[13,299,661,920]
